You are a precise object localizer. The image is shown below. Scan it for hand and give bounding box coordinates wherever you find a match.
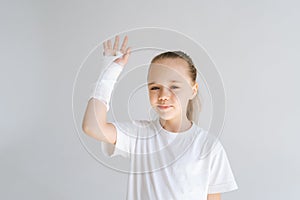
[103,35,131,66]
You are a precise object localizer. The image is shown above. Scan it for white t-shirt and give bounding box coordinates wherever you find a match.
[101,117,238,200]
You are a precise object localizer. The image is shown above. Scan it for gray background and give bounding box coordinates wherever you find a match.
[1,0,299,199]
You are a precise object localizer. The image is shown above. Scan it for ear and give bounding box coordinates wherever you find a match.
[189,82,198,100]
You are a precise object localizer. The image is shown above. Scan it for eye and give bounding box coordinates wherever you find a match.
[150,86,160,90]
[170,86,179,89]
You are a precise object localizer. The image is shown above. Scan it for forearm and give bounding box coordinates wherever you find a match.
[89,60,124,111]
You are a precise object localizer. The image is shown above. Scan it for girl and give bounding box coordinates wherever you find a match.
[82,35,238,200]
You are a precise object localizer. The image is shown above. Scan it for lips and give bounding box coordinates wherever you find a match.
[157,105,172,109]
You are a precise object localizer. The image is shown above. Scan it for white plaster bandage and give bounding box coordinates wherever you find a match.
[89,51,124,111]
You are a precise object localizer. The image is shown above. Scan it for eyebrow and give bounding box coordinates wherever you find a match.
[148,80,181,86]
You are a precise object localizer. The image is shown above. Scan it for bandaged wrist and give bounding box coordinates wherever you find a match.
[89,51,124,111]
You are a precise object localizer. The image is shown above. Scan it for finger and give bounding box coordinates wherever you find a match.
[123,47,131,60]
[102,41,108,56]
[120,35,128,52]
[103,41,107,50]
[125,47,131,55]
[107,39,112,49]
[113,35,119,51]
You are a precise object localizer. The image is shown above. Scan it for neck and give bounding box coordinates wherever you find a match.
[159,116,192,133]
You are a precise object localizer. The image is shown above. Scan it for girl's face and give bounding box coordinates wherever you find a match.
[147,58,198,121]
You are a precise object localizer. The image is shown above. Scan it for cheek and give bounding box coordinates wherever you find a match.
[148,92,157,103]
[174,92,191,105]
[177,87,193,98]
[172,90,187,100]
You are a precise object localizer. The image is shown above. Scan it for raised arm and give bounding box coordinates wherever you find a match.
[82,35,131,144]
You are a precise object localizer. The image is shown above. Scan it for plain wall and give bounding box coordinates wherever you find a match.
[1,0,299,199]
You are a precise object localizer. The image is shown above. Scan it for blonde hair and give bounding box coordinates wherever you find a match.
[149,50,201,123]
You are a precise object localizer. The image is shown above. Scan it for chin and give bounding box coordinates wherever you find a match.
[155,109,179,121]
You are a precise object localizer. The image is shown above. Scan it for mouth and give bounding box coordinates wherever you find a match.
[157,105,173,110]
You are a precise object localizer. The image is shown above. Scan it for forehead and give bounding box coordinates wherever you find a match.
[147,58,191,84]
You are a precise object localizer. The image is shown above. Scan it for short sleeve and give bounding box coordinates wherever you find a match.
[207,140,238,194]
[101,120,137,159]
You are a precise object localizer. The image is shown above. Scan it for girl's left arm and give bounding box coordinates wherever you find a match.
[207,193,221,200]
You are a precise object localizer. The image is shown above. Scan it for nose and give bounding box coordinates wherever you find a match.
[158,87,171,101]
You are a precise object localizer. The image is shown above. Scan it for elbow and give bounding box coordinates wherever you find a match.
[82,123,99,140]
[82,120,95,136]
[82,121,106,142]
[82,122,90,135]
[81,113,95,136]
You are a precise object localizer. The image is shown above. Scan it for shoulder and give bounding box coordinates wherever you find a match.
[192,126,223,159]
